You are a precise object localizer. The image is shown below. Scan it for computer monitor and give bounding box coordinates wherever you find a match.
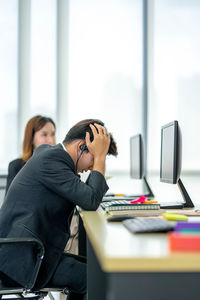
[130,134,154,197]
[160,120,194,208]
[130,134,144,179]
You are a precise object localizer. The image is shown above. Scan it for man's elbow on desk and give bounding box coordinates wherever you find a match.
[80,196,101,211]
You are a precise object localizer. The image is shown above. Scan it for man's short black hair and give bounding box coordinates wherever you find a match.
[63,119,118,156]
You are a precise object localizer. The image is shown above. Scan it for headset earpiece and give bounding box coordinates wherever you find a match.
[76,144,88,173]
[80,144,88,152]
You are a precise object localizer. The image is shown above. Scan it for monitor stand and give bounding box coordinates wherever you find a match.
[143,176,154,198]
[160,178,195,209]
[177,178,194,208]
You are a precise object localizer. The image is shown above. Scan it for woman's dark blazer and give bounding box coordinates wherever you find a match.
[0,143,108,288]
[5,158,26,193]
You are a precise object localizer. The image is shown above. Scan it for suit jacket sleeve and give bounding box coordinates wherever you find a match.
[38,149,109,210]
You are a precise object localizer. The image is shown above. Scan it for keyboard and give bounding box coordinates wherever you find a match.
[123,217,175,233]
[100,200,130,210]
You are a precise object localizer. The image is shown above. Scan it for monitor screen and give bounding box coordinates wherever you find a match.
[160,120,181,184]
[130,134,144,179]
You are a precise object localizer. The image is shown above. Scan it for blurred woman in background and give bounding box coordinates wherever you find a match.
[5,115,56,193]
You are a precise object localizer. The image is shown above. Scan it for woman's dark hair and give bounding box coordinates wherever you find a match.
[63,119,118,156]
[22,115,56,162]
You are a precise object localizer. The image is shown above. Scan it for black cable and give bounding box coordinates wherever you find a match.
[75,148,84,173]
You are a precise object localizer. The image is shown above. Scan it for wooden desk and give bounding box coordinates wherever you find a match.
[80,209,200,300]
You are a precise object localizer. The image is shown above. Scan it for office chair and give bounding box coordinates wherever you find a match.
[0,237,70,300]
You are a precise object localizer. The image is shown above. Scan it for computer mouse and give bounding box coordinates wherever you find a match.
[106,214,135,222]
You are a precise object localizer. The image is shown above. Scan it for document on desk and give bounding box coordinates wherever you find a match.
[107,209,165,217]
[105,203,160,212]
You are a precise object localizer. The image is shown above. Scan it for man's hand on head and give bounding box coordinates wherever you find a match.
[85,123,110,159]
[85,123,110,176]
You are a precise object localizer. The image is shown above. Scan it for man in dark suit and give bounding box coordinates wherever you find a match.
[0,119,117,300]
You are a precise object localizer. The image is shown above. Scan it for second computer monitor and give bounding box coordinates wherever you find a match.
[130,134,154,197]
[130,134,144,179]
[160,120,181,184]
[160,120,194,208]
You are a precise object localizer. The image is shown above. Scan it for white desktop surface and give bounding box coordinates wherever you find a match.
[81,172,200,274]
[80,209,200,273]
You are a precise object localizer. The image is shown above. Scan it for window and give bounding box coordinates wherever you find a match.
[148,0,200,172]
[0,0,18,170]
[68,0,143,172]
[30,0,56,118]
[0,0,143,175]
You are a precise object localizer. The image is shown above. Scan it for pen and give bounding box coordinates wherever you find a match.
[105,193,130,197]
[142,201,158,204]
[104,194,123,197]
